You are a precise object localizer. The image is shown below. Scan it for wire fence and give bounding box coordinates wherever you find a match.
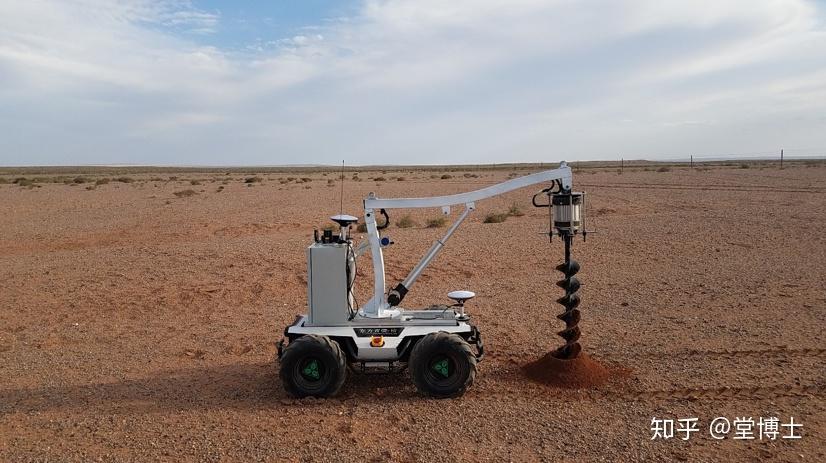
[624,148,825,165]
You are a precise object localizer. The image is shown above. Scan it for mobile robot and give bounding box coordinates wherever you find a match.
[277,162,585,397]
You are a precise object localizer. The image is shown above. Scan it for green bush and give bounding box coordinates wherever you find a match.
[245,177,262,183]
[116,177,135,183]
[440,174,452,179]
[95,178,110,185]
[656,166,671,173]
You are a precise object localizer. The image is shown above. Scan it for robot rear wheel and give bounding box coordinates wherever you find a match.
[280,334,347,398]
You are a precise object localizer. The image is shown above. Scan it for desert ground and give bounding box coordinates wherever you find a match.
[1,162,825,462]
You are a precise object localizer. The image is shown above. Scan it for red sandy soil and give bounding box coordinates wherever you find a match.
[1,165,825,461]
[523,352,614,389]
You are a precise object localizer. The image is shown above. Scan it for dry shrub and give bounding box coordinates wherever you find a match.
[483,212,508,224]
[396,215,416,228]
[426,216,447,228]
[173,189,198,197]
[508,203,524,217]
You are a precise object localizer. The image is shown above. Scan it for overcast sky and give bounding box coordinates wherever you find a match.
[1,0,825,166]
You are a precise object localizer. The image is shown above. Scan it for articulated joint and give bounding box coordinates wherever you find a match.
[387,283,408,306]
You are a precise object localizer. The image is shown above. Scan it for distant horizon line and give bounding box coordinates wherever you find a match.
[2,154,825,169]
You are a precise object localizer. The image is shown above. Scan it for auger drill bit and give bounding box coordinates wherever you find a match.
[555,234,582,359]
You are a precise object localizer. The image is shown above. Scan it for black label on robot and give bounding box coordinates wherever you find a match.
[354,327,404,337]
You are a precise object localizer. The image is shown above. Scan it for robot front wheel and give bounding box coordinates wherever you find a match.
[279,332,477,398]
[410,331,477,398]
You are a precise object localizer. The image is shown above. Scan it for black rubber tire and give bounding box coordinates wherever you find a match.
[409,332,477,398]
[280,334,347,398]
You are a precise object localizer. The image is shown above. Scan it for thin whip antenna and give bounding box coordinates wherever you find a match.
[339,160,345,216]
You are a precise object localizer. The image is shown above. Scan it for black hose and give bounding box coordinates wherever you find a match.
[532,188,551,207]
[376,208,390,230]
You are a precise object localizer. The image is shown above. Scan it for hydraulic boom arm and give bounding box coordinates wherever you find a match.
[360,162,573,317]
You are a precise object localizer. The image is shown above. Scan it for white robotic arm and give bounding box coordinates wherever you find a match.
[360,162,574,317]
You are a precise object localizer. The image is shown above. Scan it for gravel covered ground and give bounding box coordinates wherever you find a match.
[1,164,825,462]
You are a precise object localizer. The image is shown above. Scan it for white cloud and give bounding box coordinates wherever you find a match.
[1,0,825,165]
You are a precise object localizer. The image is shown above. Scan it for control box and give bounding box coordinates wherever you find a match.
[306,242,354,326]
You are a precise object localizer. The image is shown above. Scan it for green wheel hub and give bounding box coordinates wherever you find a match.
[301,358,321,381]
[432,357,450,377]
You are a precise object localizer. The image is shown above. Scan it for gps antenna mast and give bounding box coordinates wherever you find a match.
[340,160,345,216]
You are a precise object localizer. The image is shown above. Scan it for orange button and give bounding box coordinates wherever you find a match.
[370,336,385,347]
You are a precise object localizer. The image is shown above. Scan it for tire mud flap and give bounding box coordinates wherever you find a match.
[468,325,484,361]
